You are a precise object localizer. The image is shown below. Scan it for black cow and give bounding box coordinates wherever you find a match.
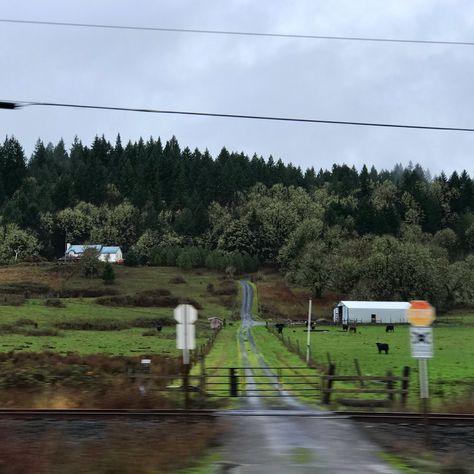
[376,342,389,354]
[385,324,395,333]
[349,325,357,333]
[275,323,285,334]
[156,325,163,333]
[342,324,348,331]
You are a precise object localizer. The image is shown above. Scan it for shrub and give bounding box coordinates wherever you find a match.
[142,330,158,336]
[124,247,140,266]
[54,320,129,331]
[131,317,174,328]
[0,294,26,306]
[23,328,61,336]
[15,318,37,326]
[102,262,116,284]
[57,288,119,298]
[0,282,51,296]
[169,276,186,284]
[45,298,66,308]
[79,248,103,278]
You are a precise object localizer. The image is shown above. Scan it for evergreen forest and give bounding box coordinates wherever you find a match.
[2,134,474,310]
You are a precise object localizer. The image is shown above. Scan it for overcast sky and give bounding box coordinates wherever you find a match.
[1,0,474,175]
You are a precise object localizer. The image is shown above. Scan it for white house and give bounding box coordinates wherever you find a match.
[333,301,410,324]
[65,244,123,263]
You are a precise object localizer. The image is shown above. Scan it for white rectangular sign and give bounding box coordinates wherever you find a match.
[410,327,433,359]
[177,324,195,350]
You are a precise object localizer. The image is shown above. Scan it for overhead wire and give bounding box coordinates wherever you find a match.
[0,18,473,47]
[3,100,474,132]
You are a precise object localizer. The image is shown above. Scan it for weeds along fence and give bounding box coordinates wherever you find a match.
[265,324,328,372]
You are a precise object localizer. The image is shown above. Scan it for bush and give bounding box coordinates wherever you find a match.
[57,288,119,298]
[124,247,140,266]
[169,276,186,284]
[0,282,51,296]
[45,298,66,308]
[54,320,129,331]
[0,294,26,306]
[131,317,174,328]
[23,328,61,337]
[15,318,37,326]
[78,248,103,278]
[102,262,116,284]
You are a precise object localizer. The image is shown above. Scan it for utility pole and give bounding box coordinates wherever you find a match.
[306,299,312,364]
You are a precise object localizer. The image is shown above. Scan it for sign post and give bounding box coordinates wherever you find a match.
[174,304,198,408]
[306,299,312,364]
[407,300,435,445]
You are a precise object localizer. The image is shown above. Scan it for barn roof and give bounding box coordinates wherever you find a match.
[338,301,410,310]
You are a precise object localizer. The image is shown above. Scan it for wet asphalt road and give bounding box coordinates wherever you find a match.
[217,281,398,473]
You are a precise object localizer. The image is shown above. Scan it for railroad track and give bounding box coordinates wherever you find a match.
[342,411,474,424]
[0,408,215,417]
[0,408,472,423]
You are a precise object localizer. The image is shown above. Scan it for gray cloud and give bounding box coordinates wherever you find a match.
[1,0,474,175]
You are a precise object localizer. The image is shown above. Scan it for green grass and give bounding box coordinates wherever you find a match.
[0,266,236,357]
[267,324,474,408]
[250,326,320,405]
[192,323,241,406]
[0,327,217,357]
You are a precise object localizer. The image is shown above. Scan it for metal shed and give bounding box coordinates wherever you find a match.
[333,301,410,324]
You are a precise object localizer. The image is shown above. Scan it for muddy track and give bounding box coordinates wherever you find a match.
[239,280,308,410]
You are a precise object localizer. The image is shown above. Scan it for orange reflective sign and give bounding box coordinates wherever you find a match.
[406,300,435,327]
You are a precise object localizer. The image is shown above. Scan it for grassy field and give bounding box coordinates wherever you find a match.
[262,324,474,409]
[0,264,237,357]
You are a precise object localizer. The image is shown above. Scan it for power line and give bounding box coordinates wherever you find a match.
[1,18,473,47]
[3,100,474,132]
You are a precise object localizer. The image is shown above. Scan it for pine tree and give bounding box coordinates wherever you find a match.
[102,262,116,284]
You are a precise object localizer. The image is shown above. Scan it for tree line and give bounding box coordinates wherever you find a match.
[2,134,474,309]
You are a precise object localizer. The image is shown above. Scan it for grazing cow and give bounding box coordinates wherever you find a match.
[156,325,163,333]
[275,323,285,334]
[376,342,389,354]
[342,324,348,331]
[349,325,357,333]
[385,324,395,333]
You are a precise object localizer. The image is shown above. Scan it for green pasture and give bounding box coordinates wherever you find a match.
[264,324,474,407]
[0,266,235,357]
[0,327,217,357]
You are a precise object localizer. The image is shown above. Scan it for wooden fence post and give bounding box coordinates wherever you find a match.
[387,370,394,404]
[401,366,410,407]
[322,363,336,404]
[200,355,206,401]
[354,359,364,387]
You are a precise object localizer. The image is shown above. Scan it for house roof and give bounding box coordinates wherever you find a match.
[338,301,410,310]
[66,245,121,255]
[101,246,121,254]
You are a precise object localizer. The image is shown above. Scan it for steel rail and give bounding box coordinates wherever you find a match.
[0,409,472,423]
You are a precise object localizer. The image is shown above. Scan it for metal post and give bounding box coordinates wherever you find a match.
[183,364,190,409]
[306,299,312,364]
[419,358,431,446]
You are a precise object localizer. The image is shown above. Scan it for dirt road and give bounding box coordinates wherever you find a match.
[216,281,398,473]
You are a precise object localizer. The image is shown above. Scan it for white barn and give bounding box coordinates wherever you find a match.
[333,301,410,324]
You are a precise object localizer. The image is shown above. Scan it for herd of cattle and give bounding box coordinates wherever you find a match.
[273,321,396,354]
